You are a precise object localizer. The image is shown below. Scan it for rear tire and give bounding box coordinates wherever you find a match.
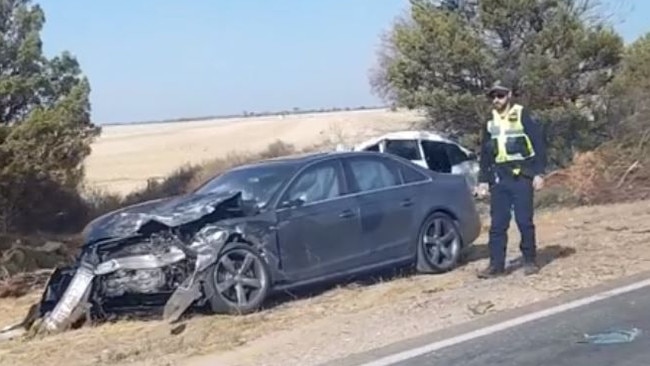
[416,212,462,274]
[204,243,271,315]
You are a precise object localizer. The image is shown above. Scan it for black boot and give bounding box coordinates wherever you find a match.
[477,264,505,279]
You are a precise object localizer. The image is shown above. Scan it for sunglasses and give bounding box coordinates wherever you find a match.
[490,92,508,100]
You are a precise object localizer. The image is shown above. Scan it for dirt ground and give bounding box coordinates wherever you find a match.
[1,199,650,366]
[84,109,422,196]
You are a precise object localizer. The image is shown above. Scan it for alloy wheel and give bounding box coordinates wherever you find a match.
[421,216,460,269]
[213,248,268,308]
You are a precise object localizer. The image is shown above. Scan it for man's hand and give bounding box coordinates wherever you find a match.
[476,183,489,198]
[532,175,544,190]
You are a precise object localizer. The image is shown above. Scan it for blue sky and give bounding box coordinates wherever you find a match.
[38,0,648,124]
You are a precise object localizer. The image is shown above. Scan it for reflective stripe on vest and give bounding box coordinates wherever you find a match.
[487,103,535,164]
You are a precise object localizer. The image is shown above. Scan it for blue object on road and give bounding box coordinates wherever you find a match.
[579,328,642,344]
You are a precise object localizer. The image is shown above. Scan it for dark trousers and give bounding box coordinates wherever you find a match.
[488,175,536,269]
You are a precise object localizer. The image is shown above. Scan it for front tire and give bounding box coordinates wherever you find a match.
[416,211,462,274]
[204,243,271,315]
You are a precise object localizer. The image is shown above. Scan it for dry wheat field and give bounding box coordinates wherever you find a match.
[84,108,423,196]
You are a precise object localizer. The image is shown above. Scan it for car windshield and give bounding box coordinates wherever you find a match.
[193,163,298,207]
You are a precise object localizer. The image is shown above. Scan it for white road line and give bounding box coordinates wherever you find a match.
[357,277,650,366]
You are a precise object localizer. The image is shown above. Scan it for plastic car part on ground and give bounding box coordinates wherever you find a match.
[578,327,642,344]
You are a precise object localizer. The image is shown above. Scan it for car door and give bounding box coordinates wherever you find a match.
[342,155,416,264]
[275,158,363,281]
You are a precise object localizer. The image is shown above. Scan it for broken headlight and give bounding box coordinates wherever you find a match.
[186,226,229,274]
[190,226,229,248]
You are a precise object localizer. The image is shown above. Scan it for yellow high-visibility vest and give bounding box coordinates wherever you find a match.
[486,103,536,165]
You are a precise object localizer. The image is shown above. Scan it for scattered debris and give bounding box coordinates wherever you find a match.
[422,287,443,295]
[467,300,495,316]
[0,322,27,341]
[578,327,642,345]
[605,226,628,232]
[605,226,650,234]
[170,323,187,335]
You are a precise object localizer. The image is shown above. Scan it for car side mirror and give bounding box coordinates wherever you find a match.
[279,197,305,209]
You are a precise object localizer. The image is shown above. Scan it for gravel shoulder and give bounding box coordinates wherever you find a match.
[2,200,650,366]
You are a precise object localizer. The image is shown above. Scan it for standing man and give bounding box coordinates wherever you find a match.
[475,80,547,279]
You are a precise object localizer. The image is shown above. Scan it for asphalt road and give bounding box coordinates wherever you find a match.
[324,272,650,366]
[395,285,650,366]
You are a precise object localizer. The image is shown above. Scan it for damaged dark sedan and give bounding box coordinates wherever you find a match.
[2,150,481,337]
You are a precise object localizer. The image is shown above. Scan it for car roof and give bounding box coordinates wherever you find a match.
[230,150,395,171]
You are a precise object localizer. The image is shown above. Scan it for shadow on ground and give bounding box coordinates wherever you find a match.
[261,265,418,312]
[168,243,578,323]
[461,242,577,273]
[171,265,419,324]
[258,243,577,312]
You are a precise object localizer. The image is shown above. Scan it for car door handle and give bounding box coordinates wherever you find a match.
[339,209,355,218]
[400,198,413,207]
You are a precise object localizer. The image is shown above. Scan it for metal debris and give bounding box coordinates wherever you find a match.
[578,327,642,345]
[0,323,26,341]
[170,323,187,336]
[468,300,495,316]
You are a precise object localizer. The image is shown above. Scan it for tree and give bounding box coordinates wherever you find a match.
[598,32,650,145]
[370,0,623,168]
[0,0,101,233]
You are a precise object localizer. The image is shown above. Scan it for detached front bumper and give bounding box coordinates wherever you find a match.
[38,266,77,316]
[0,265,84,341]
[40,263,95,332]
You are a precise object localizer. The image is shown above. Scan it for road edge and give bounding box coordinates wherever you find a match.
[320,269,650,366]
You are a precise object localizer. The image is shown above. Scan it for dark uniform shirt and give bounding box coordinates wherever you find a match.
[478,105,547,184]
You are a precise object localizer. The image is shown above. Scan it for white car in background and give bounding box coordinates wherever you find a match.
[353,131,480,191]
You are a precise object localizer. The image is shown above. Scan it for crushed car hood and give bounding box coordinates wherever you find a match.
[83,191,244,245]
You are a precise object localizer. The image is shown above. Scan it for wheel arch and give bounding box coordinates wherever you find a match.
[224,232,248,245]
[219,230,282,284]
[425,206,459,221]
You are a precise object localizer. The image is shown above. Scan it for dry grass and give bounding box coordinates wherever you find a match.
[544,139,650,205]
[84,109,423,196]
[2,199,650,366]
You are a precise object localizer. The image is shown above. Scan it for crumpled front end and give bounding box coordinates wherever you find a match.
[0,192,252,340]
